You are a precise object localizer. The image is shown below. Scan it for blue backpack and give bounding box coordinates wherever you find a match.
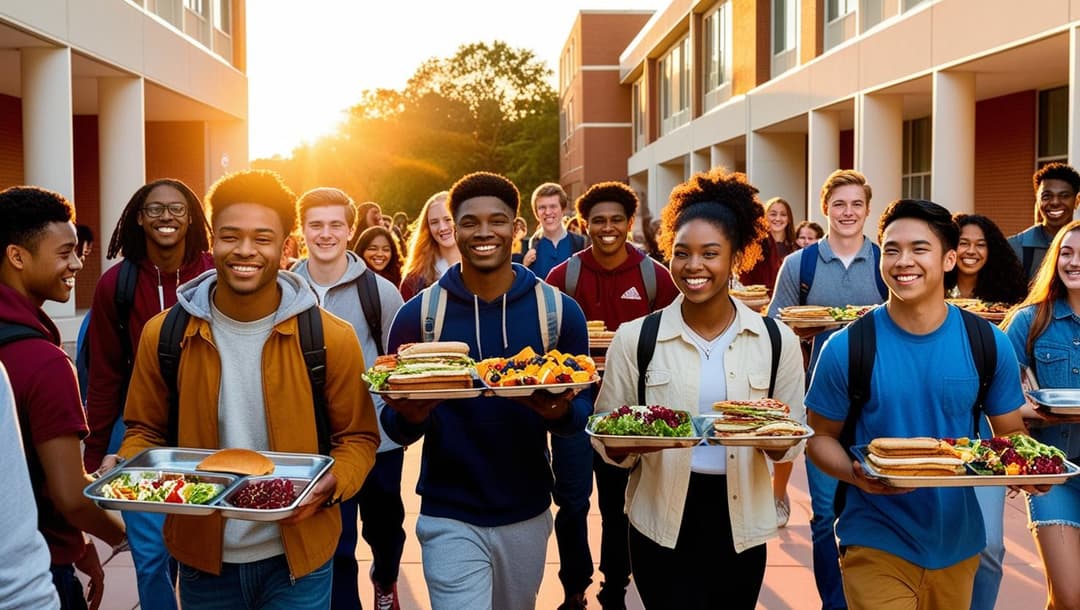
[798,242,888,306]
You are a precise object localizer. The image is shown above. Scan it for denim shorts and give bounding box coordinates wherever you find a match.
[1028,470,1080,528]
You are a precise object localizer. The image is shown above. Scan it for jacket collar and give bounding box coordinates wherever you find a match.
[656,294,767,343]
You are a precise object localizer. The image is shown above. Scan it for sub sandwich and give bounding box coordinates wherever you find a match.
[364,341,476,391]
[865,437,966,476]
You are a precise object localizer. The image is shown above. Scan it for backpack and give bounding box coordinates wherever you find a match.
[0,322,47,347]
[420,280,563,352]
[528,231,587,257]
[354,270,384,356]
[1021,245,1041,280]
[635,310,782,405]
[76,259,138,399]
[832,307,997,512]
[798,242,888,306]
[157,304,333,455]
[564,254,657,310]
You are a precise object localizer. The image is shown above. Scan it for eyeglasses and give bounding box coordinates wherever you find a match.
[142,203,188,218]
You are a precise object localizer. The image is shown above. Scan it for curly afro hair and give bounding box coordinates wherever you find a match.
[658,167,768,275]
[575,181,639,220]
[447,172,520,218]
[206,169,297,234]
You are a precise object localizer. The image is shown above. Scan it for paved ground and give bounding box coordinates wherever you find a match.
[88,436,1046,610]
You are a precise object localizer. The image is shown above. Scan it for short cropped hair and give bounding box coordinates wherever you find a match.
[877,199,959,251]
[206,170,297,234]
[530,182,568,216]
[1033,162,1080,194]
[0,186,76,255]
[296,187,357,232]
[447,172,520,218]
[575,181,639,220]
[820,169,872,215]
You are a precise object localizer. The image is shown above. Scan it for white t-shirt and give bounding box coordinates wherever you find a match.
[685,320,738,474]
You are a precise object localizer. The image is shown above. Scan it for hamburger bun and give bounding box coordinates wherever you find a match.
[780,305,832,319]
[397,341,471,359]
[869,437,962,459]
[196,448,275,476]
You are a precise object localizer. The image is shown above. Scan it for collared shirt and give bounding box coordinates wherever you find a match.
[1007,224,1054,280]
[531,227,573,280]
[594,296,805,551]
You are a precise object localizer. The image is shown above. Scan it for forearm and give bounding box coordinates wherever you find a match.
[63,492,125,546]
[807,436,857,485]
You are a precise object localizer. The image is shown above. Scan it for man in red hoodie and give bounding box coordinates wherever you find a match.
[545,181,678,609]
[81,179,213,610]
[0,186,126,609]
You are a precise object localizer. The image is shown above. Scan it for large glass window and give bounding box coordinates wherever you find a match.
[213,0,230,32]
[184,0,206,16]
[827,0,856,21]
[632,80,646,151]
[702,2,732,111]
[902,117,932,199]
[1038,86,1068,166]
[659,37,690,135]
[773,0,796,55]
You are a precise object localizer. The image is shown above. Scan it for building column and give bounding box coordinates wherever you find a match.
[1069,25,1080,168]
[808,109,840,227]
[747,130,807,219]
[711,144,738,173]
[932,70,975,214]
[98,77,146,272]
[22,47,75,321]
[855,92,903,238]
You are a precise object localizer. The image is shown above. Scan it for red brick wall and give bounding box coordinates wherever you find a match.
[0,94,24,189]
[974,90,1036,237]
[145,121,206,198]
[73,116,101,309]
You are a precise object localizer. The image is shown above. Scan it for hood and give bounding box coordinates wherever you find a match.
[176,269,318,324]
[578,243,646,274]
[0,284,61,344]
[436,263,543,360]
[290,251,371,289]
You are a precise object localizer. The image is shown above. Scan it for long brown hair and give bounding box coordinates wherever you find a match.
[356,225,403,287]
[765,197,797,248]
[401,191,450,288]
[1001,218,1080,360]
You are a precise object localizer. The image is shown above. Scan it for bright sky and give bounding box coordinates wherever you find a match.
[246,1,665,160]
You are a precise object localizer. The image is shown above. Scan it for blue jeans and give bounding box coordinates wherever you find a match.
[807,458,847,610]
[50,564,87,610]
[971,485,1005,610]
[178,556,332,610]
[550,429,594,597]
[109,418,179,610]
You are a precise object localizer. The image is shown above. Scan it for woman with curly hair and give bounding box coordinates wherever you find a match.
[593,167,805,609]
[355,225,404,288]
[946,214,1028,305]
[399,191,461,301]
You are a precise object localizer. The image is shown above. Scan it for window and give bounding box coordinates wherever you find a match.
[702,2,732,111]
[659,37,691,135]
[184,0,206,16]
[561,41,574,92]
[213,0,230,32]
[1038,86,1068,167]
[632,80,646,151]
[902,117,932,199]
[773,0,796,55]
[903,0,930,10]
[827,0,856,21]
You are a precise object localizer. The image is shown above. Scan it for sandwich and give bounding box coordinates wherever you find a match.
[196,448,275,476]
[779,305,832,319]
[731,284,768,298]
[865,437,966,476]
[711,399,808,436]
[363,341,476,391]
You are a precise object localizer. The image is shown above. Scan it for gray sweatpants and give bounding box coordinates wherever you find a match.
[416,511,554,610]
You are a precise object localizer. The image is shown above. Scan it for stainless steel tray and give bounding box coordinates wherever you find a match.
[84,467,238,516]
[84,447,334,520]
[1027,389,1080,413]
[370,385,485,400]
[852,445,1080,488]
[217,475,320,522]
[586,411,704,450]
[702,417,815,449]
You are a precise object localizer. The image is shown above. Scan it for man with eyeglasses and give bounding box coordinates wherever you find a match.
[1008,162,1080,279]
[82,179,214,610]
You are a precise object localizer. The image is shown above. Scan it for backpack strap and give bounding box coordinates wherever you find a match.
[959,308,997,438]
[636,311,663,405]
[297,306,332,456]
[834,312,877,515]
[356,270,385,356]
[565,256,582,299]
[570,232,586,254]
[115,259,139,364]
[159,305,190,448]
[869,243,888,301]
[798,243,819,306]
[0,322,46,347]
[1022,246,1034,279]
[421,283,448,343]
[762,316,781,398]
[640,256,657,310]
[535,281,563,352]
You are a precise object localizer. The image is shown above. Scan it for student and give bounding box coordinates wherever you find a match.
[1002,218,1080,610]
[594,168,805,608]
[400,191,461,301]
[0,186,126,609]
[81,178,213,610]
[291,187,407,610]
[381,171,592,609]
[1008,163,1080,280]
[355,225,404,288]
[523,182,586,279]
[108,169,380,609]
[795,221,825,248]
[545,181,679,609]
[740,196,798,293]
[806,199,1043,610]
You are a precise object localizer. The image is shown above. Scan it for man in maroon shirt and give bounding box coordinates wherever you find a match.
[545,181,678,610]
[81,179,212,610]
[0,186,126,610]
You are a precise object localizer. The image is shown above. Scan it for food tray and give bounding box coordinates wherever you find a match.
[735,296,770,309]
[1027,389,1080,414]
[586,412,705,450]
[778,317,849,329]
[852,445,1080,488]
[481,375,599,398]
[370,384,485,400]
[217,476,317,522]
[84,447,334,520]
[703,419,815,449]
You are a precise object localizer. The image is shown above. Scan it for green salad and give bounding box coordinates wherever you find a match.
[592,405,693,437]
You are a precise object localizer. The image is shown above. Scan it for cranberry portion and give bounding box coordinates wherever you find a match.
[230,478,299,509]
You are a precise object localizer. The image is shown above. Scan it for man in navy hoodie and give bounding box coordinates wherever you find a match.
[381,171,592,610]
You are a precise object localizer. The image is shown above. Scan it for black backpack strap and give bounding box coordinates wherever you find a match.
[356,271,384,356]
[158,305,190,447]
[762,316,781,398]
[959,308,997,438]
[636,311,663,405]
[1022,246,1034,279]
[870,243,888,301]
[0,322,46,347]
[297,307,331,456]
[115,259,139,364]
[834,312,877,515]
[798,243,819,306]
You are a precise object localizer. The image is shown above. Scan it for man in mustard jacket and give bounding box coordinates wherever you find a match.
[108,169,379,609]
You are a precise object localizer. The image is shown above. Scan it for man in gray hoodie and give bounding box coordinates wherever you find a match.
[291,187,406,610]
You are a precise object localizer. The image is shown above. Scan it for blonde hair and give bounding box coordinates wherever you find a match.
[402,191,451,288]
[819,169,872,215]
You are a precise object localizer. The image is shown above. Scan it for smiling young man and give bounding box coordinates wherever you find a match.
[290,187,407,610]
[523,182,586,279]
[805,199,1040,609]
[111,170,380,609]
[381,171,592,610]
[1008,162,1080,279]
[766,169,888,610]
[0,186,127,610]
[544,181,679,610]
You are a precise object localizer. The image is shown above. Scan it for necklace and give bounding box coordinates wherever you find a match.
[682,307,736,360]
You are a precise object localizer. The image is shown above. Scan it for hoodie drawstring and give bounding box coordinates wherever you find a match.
[501,295,508,352]
[472,294,511,360]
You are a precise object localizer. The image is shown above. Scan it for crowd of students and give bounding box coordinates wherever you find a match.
[1,160,1079,610]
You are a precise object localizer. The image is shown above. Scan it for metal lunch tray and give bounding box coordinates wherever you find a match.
[481,374,599,398]
[852,445,1080,488]
[1026,389,1080,414]
[85,467,238,516]
[370,384,485,400]
[701,416,815,449]
[585,411,705,451]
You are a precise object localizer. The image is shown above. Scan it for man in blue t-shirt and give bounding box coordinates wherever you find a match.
[805,199,1045,609]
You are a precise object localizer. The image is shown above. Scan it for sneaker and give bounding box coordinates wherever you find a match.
[557,592,587,610]
[776,495,791,528]
[373,580,400,610]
